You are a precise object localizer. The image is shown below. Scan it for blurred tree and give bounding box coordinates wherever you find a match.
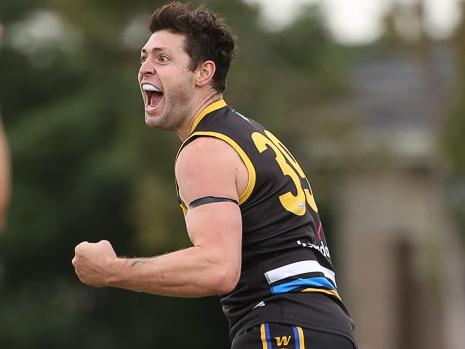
[443,1,465,239]
[378,0,465,241]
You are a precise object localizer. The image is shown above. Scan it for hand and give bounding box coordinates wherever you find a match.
[72,240,117,287]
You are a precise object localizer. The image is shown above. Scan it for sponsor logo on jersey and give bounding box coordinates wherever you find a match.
[297,239,331,258]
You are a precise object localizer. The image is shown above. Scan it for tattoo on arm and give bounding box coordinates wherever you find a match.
[130,258,151,267]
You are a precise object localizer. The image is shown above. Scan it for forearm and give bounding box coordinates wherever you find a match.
[108,245,238,297]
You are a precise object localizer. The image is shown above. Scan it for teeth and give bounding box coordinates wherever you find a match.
[142,83,161,92]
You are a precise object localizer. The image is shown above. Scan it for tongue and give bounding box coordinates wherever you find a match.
[149,92,163,107]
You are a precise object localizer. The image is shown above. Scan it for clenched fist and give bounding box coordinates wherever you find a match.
[72,240,118,287]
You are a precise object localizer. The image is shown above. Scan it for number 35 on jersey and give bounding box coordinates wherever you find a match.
[252,130,318,216]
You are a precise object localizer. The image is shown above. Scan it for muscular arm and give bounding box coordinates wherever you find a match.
[73,137,247,297]
[0,117,10,231]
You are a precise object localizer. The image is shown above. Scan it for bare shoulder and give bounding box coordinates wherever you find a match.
[176,136,242,173]
[175,136,247,205]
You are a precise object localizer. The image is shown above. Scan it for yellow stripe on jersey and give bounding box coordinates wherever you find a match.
[179,202,188,216]
[190,99,227,134]
[301,287,341,300]
[260,324,269,349]
[189,131,256,205]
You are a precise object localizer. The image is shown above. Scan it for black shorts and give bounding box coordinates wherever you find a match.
[231,323,356,349]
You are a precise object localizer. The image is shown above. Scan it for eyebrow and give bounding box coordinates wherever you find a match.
[140,47,172,55]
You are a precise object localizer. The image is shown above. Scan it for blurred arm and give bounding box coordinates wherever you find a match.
[0,116,11,231]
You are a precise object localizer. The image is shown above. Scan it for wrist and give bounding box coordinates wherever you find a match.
[106,256,126,287]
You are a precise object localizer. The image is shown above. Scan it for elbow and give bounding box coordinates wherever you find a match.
[0,204,7,232]
[210,265,240,295]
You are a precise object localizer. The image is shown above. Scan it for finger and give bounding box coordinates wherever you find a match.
[74,241,89,254]
[100,240,111,247]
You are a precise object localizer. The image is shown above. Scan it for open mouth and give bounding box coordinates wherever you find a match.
[142,83,164,108]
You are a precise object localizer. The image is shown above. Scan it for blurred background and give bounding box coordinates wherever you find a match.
[1,0,465,348]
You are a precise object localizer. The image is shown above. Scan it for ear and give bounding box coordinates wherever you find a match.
[194,60,216,87]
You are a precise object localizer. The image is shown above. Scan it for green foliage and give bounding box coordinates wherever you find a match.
[0,1,350,347]
[444,87,465,173]
[442,4,465,240]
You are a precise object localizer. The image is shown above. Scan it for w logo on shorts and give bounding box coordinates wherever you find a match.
[275,335,291,346]
[260,323,305,349]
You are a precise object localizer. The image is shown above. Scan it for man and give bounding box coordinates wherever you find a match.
[72,2,356,348]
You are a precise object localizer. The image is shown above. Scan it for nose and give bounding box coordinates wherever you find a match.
[139,58,155,77]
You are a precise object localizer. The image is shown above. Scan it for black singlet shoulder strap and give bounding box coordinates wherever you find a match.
[188,196,239,210]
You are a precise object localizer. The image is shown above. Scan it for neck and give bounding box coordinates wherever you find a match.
[176,91,222,141]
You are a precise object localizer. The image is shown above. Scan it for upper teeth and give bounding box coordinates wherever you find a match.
[142,84,161,92]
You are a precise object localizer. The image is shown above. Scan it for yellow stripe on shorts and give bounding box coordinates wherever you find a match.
[297,326,305,349]
[260,324,268,349]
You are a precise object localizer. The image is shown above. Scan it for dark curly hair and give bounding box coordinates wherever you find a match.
[149,2,236,92]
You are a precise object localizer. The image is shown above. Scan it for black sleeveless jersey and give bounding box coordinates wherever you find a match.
[176,100,354,342]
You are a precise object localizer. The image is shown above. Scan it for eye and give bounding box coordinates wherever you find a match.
[140,55,147,64]
[158,55,170,63]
